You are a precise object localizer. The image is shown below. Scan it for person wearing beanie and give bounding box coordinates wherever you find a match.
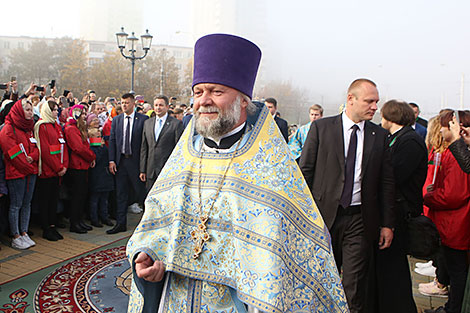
[126,34,347,313]
[34,100,69,241]
[64,104,96,234]
[0,99,39,249]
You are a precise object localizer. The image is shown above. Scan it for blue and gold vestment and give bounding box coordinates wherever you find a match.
[127,106,348,313]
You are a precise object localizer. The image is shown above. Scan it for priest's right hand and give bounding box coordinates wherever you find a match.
[135,252,165,282]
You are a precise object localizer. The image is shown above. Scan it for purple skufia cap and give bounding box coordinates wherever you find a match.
[192,34,262,99]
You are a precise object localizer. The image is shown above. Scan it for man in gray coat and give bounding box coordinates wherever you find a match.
[140,95,184,192]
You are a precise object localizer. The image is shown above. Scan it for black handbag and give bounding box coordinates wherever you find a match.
[405,215,440,259]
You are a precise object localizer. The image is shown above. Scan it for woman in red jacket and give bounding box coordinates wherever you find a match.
[64,104,95,234]
[34,100,69,241]
[0,99,39,249]
[424,110,470,313]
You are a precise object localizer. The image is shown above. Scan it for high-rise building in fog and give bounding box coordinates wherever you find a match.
[80,0,144,42]
[190,0,269,95]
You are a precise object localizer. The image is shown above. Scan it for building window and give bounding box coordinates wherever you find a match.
[18,42,24,48]
[89,44,104,52]
[4,41,10,49]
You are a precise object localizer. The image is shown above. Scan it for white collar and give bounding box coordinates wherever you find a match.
[342,111,365,132]
[391,126,404,135]
[156,112,168,122]
[125,111,135,119]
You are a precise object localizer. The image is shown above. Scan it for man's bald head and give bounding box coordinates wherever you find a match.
[347,78,377,97]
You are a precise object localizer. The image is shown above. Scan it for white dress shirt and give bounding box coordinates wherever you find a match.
[122,111,135,154]
[342,112,365,206]
[154,113,168,141]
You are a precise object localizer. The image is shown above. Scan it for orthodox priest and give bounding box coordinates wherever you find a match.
[126,34,348,313]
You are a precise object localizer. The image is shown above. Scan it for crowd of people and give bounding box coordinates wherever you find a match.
[1,34,470,313]
[0,82,190,246]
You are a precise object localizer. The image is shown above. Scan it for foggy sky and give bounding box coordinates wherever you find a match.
[2,0,470,119]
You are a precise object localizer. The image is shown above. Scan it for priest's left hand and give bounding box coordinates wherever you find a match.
[135,252,166,282]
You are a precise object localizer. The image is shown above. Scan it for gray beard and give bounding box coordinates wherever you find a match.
[194,96,241,140]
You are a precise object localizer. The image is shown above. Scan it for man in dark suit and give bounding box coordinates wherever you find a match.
[139,95,184,193]
[108,93,149,234]
[300,78,395,313]
[265,97,289,142]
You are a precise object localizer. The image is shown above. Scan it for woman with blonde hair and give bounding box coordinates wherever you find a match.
[425,109,452,153]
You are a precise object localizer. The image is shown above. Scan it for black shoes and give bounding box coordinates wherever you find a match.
[102,219,114,227]
[70,224,87,234]
[91,221,103,228]
[43,228,58,241]
[52,227,64,240]
[424,307,446,313]
[43,227,64,241]
[106,224,126,234]
[79,221,93,231]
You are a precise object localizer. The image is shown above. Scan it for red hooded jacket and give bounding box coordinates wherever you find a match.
[0,100,39,179]
[424,148,470,250]
[64,120,95,170]
[37,122,69,178]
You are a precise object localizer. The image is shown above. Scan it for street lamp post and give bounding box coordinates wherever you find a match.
[116,27,153,94]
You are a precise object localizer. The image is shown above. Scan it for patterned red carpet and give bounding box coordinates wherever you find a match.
[1,246,131,313]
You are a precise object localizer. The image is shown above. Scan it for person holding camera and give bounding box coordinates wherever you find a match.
[424,110,470,313]
[1,80,19,103]
[0,99,38,249]
[34,100,69,241]
[448,115,470,174]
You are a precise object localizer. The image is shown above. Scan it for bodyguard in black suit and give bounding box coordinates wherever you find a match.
[108,93,148,234]
[300,79,395,313]
[140,95,184,192]
[264,97,289,142]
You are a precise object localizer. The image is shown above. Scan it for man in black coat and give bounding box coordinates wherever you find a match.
[264,97,289,142]
[108,93,149,234]
[300,78,395,313]
[371,99,428,313]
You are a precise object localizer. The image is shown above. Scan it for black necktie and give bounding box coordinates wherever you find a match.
[124,116,131,155]
[340,124,359,208]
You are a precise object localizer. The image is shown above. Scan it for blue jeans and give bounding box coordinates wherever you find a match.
[7,175,37,236]
[89,191,110,223]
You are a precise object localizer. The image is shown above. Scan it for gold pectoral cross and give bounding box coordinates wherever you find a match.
[191,215,210,259]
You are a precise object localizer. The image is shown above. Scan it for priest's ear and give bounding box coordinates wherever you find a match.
[239,92,250,109]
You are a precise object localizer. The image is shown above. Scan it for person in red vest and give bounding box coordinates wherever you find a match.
[0,99,38,249]
[34,99,69,241]
[64,104,95,234]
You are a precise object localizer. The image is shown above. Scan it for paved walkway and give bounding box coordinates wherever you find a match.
[0,212,446,312]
